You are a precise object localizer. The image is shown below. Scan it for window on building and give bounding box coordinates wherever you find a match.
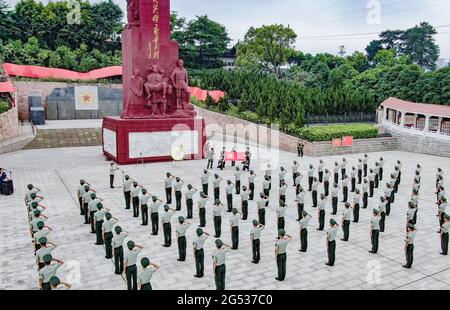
[416,115,426,130]
[404,113,415,128]
[429,117,439,132]
[441,118,450,135]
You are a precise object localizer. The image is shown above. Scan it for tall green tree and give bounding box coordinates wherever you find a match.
[179,15,231,69]
[237,24,297,77]
[401,22,439,71]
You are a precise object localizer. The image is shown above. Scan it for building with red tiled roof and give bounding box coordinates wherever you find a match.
[380,97,450,142]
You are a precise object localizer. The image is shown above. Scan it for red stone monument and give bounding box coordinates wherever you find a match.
[102,0,206,164]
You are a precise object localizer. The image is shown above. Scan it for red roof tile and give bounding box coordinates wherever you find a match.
[381,97,450,118]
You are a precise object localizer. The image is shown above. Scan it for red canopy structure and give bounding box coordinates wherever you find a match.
[0,80,15,93]
[2,63,225,103]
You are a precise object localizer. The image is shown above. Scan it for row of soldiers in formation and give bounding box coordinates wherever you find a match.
[106,152,449,288]
[25,185,72,290]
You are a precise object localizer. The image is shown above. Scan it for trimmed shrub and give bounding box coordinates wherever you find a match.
[0,100,10,114]
[291,124,379,142]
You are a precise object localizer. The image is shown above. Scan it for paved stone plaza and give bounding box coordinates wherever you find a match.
[0,138,449,290]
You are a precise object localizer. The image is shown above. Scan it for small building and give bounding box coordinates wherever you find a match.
[379,97,450,157]
[221,44,238,71]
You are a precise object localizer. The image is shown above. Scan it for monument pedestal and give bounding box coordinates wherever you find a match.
[102,116,206,164]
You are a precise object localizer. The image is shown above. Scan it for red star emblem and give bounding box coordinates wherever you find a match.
[81,94,91,103]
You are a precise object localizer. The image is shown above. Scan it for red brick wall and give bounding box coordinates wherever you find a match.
[13,81,122,121]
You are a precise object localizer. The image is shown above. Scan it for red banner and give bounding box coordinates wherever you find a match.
[225,152,246,161]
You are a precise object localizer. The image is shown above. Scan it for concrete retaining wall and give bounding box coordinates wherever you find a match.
[0,107,19,142]
[195,106,398,156]
[385,128,450,158]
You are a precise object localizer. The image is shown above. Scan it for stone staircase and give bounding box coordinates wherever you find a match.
[23,127,102,150]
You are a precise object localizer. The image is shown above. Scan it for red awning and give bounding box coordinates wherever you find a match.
[381,97,450,118]
[0,80,15,93]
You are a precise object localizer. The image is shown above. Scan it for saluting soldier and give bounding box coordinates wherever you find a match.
[39,254,63,290]
[318,160,324,183]
[174,177,184,211]
[48,276,72,290]
[230,208,241,250]
[213,239,230,290]
[311,177,320,208]
[201,170,211,195]
[277,201,287,230]
[406,201,418,227]
[374,162,380,189]
[235,167,242,194]
[369,209,381,254]
[265,164,273,191]
[33,221,52,254]
[350,167,357,192]
[379,157,385,181]
[241,186,250,220]
[437,185,445,204]
[164,173,175,204]
[331,183,339,215]
[296,187,306,221]
[198,192,208,227]
[308,165,315,191]
[131,182,143,218]
[36,237,57,270]
[249,171,256,200]
[385,183,394,216]
[213,174,223,202]
[363,154,369,177]
[250,220,264,263]
[368,169,375,197]
[225,180,234,212]
[102,213,118,259]
[333,162,340,185]
[139,258,160,290]
[326,219,339,266]
[213,200,224,238]
[81,185,96,224]
[257,193,268,226]
[263,176,271,197]
[393,166,400,194]
[342,175,349,203]
[112,226,128,275]
[206,148,215,170]
[88,193,103,233]
[440,214,449,255]
[109,163,119,189]
[176,216,191,261]
[30,210,48,237]
[295,171,303,191]
[324,169,331,196]
[379,197,387,233]
[162,205,176,247]
[275,229,292,281]
[362,178,369,209]
[279,167,287,188]
[25,184,41,206]
[150,196,163,235]
[123,175,134,210]
[403,224,416,269]
[94,203,109,245]
[77,180,87,215]
[140,188,151,226]
[357,159,363,184]
[299,211,311,252]
[125,241,143,290]
[317,193,326,231]
[185,184,198,219]
[341,203,352,241]
[397,160,403,184]
[279,180,288,204]
[292,161,299,185]
[193,228,209,278]
[438,197,447,230]
[353,189,361,223]
[341,158,348,180]
[436,168,444,190]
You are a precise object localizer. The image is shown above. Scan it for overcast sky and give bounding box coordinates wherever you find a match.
[5,0,450,60]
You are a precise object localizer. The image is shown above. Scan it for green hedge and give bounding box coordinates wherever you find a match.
[0,100,10,114]
[289,124,379,142]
